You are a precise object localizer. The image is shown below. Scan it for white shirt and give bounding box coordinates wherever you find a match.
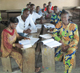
[16,15,37,33]
[30,12,42,23]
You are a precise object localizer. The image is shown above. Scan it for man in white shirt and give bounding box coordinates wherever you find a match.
[30,4,42,23]
[16,8,37,37]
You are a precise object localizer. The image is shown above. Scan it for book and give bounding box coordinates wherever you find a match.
[42,39,62,48]
[39,34,52,39]
[19,37,39,49]
[44,23,55,28]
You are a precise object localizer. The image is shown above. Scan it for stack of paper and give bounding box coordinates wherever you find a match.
[36,24,42,29]
[19,37,39,49]
[39,34,52,39]
[31,29,37,33]
[44,23,55,28]
[42,39,62,48]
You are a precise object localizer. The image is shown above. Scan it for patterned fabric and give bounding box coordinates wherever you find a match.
[10,51,22,71]
[53,21,79,73]
[50,11,62,24]
[1,29,22,70]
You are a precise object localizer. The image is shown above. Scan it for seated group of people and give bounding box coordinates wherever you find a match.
[0,1,79,73]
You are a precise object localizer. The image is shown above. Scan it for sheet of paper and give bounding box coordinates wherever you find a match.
[19,37,39,49]
[45,40,62,48]
[44,23,55,28]
[42,39,62,48]
[36,24,42,29]
[31,29,37,33]
[40,34,52,39]
[42,39,54,44]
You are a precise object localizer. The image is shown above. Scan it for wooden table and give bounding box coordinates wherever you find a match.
[41,45,56,73]
[41,24,56,73]
[22,44,36,73]
[22,27,42,73]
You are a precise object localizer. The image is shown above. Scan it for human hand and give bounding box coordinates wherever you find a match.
[15,43,23,48]
[23,29,31,33]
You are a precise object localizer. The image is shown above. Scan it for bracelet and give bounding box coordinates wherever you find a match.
[13,44,15,47]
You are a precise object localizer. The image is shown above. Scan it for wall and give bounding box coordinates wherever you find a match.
[0,0,79,10]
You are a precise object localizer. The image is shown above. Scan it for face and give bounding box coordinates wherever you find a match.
[47,6,51,12]
[61,14,69,24]
[36,7,40,12]
[23,10,30,19]
[48,2,51,6]
[54,7,59,13]
[10,23,18,29]
[31,5,35,11]
[27,5,30,8]
[43,4,46,8]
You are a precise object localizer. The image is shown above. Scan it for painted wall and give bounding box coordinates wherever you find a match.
[0,0,79,10]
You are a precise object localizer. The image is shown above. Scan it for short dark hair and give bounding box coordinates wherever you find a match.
[9,17,19,23]
[23,8,30,12]
[43,3,46,5]
[61,9,69,15]
[30,4,35,8]
[54,6,57,8]
[26,4,30,6]
[36,6,40,9]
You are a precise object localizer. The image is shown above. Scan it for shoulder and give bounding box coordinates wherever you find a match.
[69,22,78,31]
[56,21,62,29]
[17,15,21,19]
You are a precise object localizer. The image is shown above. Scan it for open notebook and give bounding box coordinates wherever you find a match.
[42,39,62,48]
[39,34,52,39]
[19,37,39,49]
[44,23,55,29]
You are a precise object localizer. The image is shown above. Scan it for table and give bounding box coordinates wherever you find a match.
[22,44,36,73]
[21,26,42,73]
[41,24,56,73]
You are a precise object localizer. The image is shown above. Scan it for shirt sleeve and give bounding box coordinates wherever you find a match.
[69,24,79,47]
[52,22,62,41]
[50,14,55,23]
[35,13,42,19]
[16,24,23,33]
[29,16,37,30]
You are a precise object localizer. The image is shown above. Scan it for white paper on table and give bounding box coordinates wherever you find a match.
[19,37,39,49]
[42,39,62,48]
[42,39,54,44]
[19,40,30,45]
[44,23,55,28]
[30,29,37,33]
[36,24,42,29]
[39,34,52,39]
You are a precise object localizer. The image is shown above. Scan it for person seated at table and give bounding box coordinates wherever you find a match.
[52,10,79,73]
[0,17,40,72]
[0,17,27,72]
[36,6,42,16]
[48,1,54,11]
[50,6,62,25]
[16,8,37,37]
[30,4,42,24]
[43,3,47,12]
[45,5,53,19]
